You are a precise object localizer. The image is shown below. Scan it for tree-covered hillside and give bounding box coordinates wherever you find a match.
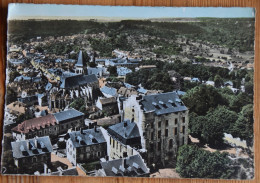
[8,18,255,54]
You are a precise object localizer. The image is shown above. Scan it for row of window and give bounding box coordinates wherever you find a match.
[151,117,186,129]
[150,126,185,139]
[31,155,47,163]
[79,151,105,159]
[149,137,185,151]
[27,121,82,138]
[111,138,122,151]
[27,127,58,138]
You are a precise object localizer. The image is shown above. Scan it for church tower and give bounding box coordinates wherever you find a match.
[75,50,87,75]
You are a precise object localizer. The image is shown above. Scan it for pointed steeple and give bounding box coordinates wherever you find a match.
[75,50,87,67]
[75,50,87,75]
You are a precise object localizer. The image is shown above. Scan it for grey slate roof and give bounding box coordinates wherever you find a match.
[108,120,140,140]
[100,154,149,177]
[87,67,103,76]
[75,51,87,67]
[68,127,106,148]
[100,86,117,97]
[60,74,98,89]
[11,136,53,159]
[117,67,132,76]
[140,92,187,115]
[53,109,84,123]
[176,90,186,96]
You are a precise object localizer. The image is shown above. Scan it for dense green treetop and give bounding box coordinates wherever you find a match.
[181,85,227,115]
[176,144,234,179]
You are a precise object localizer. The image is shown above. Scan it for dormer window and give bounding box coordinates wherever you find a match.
[162,104,168,108]
[172,103,177,107]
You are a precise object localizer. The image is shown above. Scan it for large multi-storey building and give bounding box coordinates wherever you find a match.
[123,92,189,166]
[11,136,53,174]
[66,127,107,165]
[12,109,85,140]
[107,120,141,160]
[46,51,100,111]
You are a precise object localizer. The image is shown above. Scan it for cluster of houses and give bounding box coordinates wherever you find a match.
[4,46,189,176]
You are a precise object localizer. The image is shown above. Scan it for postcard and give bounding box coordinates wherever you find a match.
[1,4,255,179]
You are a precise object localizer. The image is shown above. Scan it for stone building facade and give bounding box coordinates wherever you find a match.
[11,136,53,174]
[47,73,99,111]
[66,127,107,165]
[107,120,141,160]
[123,92,189,166]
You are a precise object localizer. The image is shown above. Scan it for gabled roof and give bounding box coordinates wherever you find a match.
[117,67,132,76]
[11,136,53,159]
[68,127,106,148]
[12,114,57,134]
[87,67,103,76]
[100,154,149,177]
[53,109,84,123]
[108,120,140,141]
[140,92,187,115]
[75,51,87,67]
[100,86,117,97]
[60,74,98,89]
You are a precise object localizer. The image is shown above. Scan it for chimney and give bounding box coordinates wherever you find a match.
[123,159,127,169]
[80,128,84,134]
[124,121,127,127]
[27,141,31,150]
[94,126,98,133]
[123,152,127,158]
[34,138,37,148]
[123,152,128,169]
[105,155,109,161]
[44,163,48,175]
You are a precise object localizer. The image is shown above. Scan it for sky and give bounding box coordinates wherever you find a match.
[8,3,255,20]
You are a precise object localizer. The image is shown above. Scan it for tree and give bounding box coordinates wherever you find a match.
[214,74,223,88]
[182,85,227,115]
[231,104,254,147]
[229,93,253,112]
[244,81,253,95]
[107,66,118,77]
[202,106,238,145]
[188,113,206,139]
[126,68,174,92]
[70,98,86,114]
[176,145,234,179]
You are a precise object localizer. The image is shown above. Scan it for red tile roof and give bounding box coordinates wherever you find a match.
[12,114,57,134]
